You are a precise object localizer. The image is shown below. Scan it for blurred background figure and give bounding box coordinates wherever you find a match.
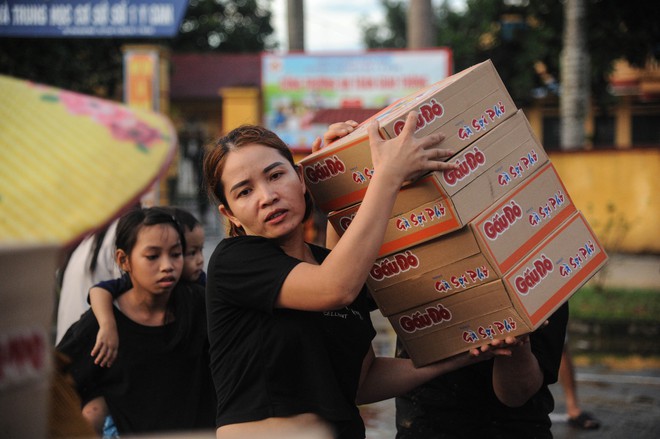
[559,345,601,430]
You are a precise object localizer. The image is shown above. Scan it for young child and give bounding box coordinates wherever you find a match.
[89,206,205,368]
[56,207,215,435]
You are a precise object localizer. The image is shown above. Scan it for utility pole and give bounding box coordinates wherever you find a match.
[407,0,436,49]
[560,0,590,150]
[287,0,305,52]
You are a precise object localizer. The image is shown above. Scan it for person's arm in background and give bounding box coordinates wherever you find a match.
[491,304,568,407]
[356,338,523,405]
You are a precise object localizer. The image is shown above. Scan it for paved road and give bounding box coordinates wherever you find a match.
[360,367,660,438]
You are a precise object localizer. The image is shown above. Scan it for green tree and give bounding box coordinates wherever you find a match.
[361,0,660,108]
[0,0,275,98]
[362,0,407,49]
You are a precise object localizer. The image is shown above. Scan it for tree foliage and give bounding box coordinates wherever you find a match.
[0,0,275,98]
[362,0,660,107]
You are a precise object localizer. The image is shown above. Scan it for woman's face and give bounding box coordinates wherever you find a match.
[122,223,183,295]
[219,143,307,240]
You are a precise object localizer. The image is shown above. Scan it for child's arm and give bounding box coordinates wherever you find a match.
[89,285,119,367]
[88,274,131,367]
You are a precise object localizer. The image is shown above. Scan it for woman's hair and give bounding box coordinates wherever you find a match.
[202,124,313,237]
[115,206,186,256]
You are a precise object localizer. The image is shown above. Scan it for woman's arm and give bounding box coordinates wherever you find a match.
[279,113,457,311]
[491,336,544,407]
[354,341,522,405]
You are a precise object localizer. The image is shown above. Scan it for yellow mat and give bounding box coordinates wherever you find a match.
[0,75,177,246]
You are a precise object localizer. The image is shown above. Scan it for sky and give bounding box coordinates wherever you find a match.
[269,0,467,53]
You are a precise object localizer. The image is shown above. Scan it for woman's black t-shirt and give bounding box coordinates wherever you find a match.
[206,236,376,438]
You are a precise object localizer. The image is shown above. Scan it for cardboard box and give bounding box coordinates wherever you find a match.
[389,211,607,367]
[328,111,549,258]
[470,161,577,275]
[440,110,549,223]
[390,280,530,367]
[0,245,59,439]
[373,251,498,317]
[363,160,581,317]
[328,175,462,257]
[300,60,517,213]
[366,227,499,316]
[502,211,609,328]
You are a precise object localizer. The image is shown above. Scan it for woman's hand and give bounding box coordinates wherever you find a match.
[367,111,457,185]
[311,120,359,152]
[468,334,529,358]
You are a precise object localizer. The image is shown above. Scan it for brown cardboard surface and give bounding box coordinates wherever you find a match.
[299,59,517,214]
[445,112,549,224]
[367,226,481,292]
[372,252,498,316]
[436,110,532,196]
[327,110,550,258]
[503,211,608,328]
[0,244,59,439]
[390,280,530,367]
[377,60,516,148]
[380,210,607,366]
[400,307,530,367]
[470,162,577,275]
[299,125,372,213]
[327,177,462,257]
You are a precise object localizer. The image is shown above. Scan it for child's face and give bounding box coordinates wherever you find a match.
[125,224,183,295]
[183,225,205,282]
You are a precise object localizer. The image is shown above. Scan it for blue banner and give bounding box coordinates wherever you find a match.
[0,0,188,38]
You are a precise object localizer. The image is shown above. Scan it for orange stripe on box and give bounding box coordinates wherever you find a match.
[528,250,607,325]
[474,164,554,230]
[506,211,579,271]
[379,217,462,256]
[320,189,368,212]
[497,204,577,273]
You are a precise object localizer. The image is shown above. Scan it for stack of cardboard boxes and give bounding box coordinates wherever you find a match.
[299,60,608,367]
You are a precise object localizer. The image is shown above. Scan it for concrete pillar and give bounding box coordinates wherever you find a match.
[287,0,305,52]
[407,0,436,49]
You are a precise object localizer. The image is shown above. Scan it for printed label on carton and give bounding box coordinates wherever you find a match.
[460,315,520,344]
[304,155,347,184]
[366,226,482,292]
[369,252,498,317]
[369,250,421,283]
[442,145,488,187]
[398,303,453,334]
[393,284,532,367]
[391,98,445,135]
[503,211,608,327]
[437,111,550,224]
[471,162,577,274]
[433,260,493,294]
[496,149,544,187]
[456,100,508,141]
